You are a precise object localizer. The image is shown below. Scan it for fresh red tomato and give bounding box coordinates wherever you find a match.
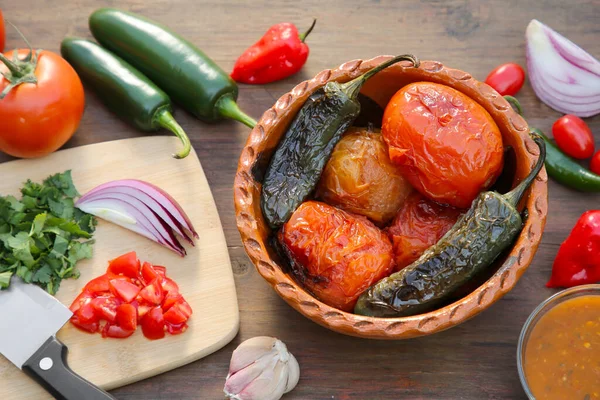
[109,279,141,303]
[164,306,188,325]
[153,266,167,277]
[552,115,594,159]
[76,299,96,324]
[70,291,93,313]
[137,304,152,321]
[71,317,99,333]
[108,252,141,278]
[141,262,159,285]
[485,63,525,96]
[161,277,179,294]
[0,49,84,158]
[0,10,5,53]
[141,307,166,340]
[591,151,600,175]
[175,299,193,319]
[162,292,182,311]
[84,274,111,293]
[103,325,135,339]
[166,322,188,335]
[139,278,164,305]
[116,304,138,331]
[91,296,120,323]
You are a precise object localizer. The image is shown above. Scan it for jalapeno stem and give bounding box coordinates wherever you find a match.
[216,94,258,128]
[339,54,420,99]
[155,108,192,159]
[503,134,546,206]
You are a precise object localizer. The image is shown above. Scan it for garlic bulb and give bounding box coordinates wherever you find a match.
[224,336,300,400]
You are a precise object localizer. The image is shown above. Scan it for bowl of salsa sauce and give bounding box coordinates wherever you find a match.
[518,284,600,399]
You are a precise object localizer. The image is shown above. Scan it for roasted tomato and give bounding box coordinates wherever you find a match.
[386,192,462,271]
[279,201,394,311]
[316,128,413,225]
[382,82,504,208]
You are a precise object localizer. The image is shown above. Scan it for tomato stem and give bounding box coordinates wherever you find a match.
[299,19,317,43]
[0,53,22,76]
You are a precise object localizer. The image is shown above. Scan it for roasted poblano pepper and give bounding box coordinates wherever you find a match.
[354,134,546,317]
[261,54,420,228]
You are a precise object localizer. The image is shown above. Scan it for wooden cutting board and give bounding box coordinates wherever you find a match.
[0,137,239,399]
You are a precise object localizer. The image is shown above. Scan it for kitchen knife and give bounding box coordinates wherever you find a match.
[0,277,116,400]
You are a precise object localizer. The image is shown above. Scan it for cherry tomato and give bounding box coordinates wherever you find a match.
[552,115,594,159]
[109,279,141,303]
[386,192,463,271]
[108,252,141,278]
[382,82,504,208]
[0,49,84,158]
[280,201,394,311]
[484,63,525,96]
[590,151,600,175]
[141,307,166,340]
[139,278,164,305]
[0,10,5,53]
[116,304,138,331]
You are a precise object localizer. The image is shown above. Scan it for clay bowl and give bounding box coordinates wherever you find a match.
[234,56,548,339]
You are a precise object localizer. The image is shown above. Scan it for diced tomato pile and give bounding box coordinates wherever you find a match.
[69,251,192,340]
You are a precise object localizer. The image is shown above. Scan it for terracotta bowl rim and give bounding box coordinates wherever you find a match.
[234,55,548,339]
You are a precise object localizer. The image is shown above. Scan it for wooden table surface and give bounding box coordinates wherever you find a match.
[3,1,599,399]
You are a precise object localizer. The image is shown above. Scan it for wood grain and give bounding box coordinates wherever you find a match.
[1,0,599,398]
[0,138,238,399]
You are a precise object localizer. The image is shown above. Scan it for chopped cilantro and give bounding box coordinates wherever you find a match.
[0,171,96,294]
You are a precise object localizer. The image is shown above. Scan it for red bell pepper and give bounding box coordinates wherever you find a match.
[547,210,600,287]
[231,19,316,84]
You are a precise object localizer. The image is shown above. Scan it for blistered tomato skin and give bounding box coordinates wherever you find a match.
[387,192,462,271]
[382,82,504,208]
[279,201,394,311]
[316,128,413,225]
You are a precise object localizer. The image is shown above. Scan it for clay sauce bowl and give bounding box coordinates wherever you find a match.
[234,56,548,339]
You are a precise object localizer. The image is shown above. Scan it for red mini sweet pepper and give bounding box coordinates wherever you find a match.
[547,210,600,288]
[231,19,316,84]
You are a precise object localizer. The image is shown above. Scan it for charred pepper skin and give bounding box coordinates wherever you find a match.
[354,135,546,318]
[261,55,420,229]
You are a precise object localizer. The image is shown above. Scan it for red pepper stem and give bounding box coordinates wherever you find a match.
[216,94,257,128]
[339,54,420,100]
[299,19,317,43]
[503,134,546,206]
[155,108,192,159]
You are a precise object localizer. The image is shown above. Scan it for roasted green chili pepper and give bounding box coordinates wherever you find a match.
[89,8,257,128]
[261,54,420,228]
[354,134,546,317]
[60,38,191,159]
[504,96,600,192]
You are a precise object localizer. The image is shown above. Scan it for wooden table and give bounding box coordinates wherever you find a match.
[3,1,599,398]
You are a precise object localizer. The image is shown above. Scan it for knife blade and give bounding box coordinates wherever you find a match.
[0,277,116,400]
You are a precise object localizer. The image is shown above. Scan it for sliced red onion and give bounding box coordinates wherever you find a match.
[526,19,600,117]
[79,179,197,239]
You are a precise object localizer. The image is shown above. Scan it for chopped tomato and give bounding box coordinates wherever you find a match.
[109,279,141,303]
[141,307,166,340]
[84,274,111,293]
[162,292,182,311]
[166,322,188,335]
[139,278,164,305]
[141,262,159,285]
[103,325,135,339]
[174,298,193,319]
[164,305,188,325]
[71,317,99,333]
[70,291,93,313]
[116,304,138,331]
[137,304,152,321]
[76,299,96,324]
[108,251,141,278]
[91,296,120,323]
[161,277,179,294]
[153,265,167,277]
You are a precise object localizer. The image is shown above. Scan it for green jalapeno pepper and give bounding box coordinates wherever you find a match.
[354,134,546,317]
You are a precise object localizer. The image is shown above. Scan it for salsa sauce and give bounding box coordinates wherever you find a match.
[525,295,600,399]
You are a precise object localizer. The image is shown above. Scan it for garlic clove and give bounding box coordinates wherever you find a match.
[224,337,300,400]
[284,353,300,394]
[228,336,278,374]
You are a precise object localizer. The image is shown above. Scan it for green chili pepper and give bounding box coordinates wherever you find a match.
[261,54,420,229]
[354,134,546,317]
[89,8,256,128]
[503,96,600,191]
[60,38,191,159]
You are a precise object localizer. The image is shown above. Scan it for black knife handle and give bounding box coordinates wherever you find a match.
[22,336,116,400]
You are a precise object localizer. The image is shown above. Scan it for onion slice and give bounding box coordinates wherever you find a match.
[526,19,600,117]
[76,180,197,256]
